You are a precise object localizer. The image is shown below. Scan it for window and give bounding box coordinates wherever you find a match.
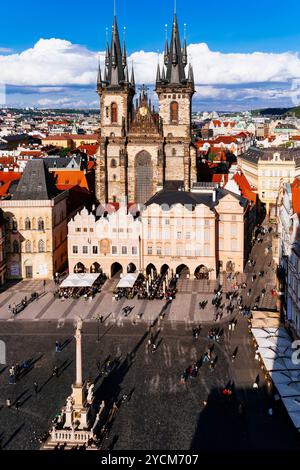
[111,102,117,124]
[132,246,137,255]
[12,218,18,232]
[165,219,170,225]
[231,215,236,221]
[172,148,176,156]
[122,246,127,255]
[83,246,88,254]
[38,218,44,231]
[73,246,78,254]
[92,246,98,254]
[219,238,224,250]
[186,232,191,240]
[165,245,171,256]
[177,232,182,239]
[204,245,210,256]
[83,228,88,233]
[204,230,210,241]
[205,220,210,226]
[157,246,162,255]
[13,240,19,253]
[76,228,81,232]
[176,246,182,256]
[112,246,117,254]
[170,101,179,123]
[231,239,238,252]
[219,223,224,235]
[147,245,153,255]
[111,159,117,168]
[105,106,109,118]
[38,240,45,253]
[25,240,32,253]
[195,245,201,256]
[186,248,191,256]
[231,224,237,236]
[90,228,94,232]
[25,218,31,230]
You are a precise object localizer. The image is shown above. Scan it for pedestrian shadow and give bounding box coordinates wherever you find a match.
[108,435,119,450]
[60,338,73,351]
[155,338,163,351]
[3,424,25,449]
[58,359,73,376]
[12,389,29,407]
[104,312,112,322]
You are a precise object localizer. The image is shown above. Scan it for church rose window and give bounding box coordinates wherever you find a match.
[170,101,178,123]
[111,102,118,124]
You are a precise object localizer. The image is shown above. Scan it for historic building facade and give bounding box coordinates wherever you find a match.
[96,13,197,205]
[68,185,254,280]
[1,160,68,280]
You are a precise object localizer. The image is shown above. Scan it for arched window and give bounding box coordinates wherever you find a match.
[25,240,32,253]
[25,218,31,230]
[172,148,176,156]
[170,101,178,123]
[12,218,18,232]
[113,174,117,181]
[13,240,19,253]
[38,240,45,253]
[38,218,44,231]
[111,102,117,124]
[111,159,117,168]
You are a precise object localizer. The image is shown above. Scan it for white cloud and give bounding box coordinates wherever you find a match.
[2,37,300,109]
[1,38,300,88]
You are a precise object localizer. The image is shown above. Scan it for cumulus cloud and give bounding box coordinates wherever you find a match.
[1,37,300,109]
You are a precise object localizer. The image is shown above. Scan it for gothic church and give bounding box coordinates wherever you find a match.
[96,11,197,205]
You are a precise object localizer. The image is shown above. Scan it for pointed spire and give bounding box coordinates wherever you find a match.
[107,14,125,86]
[131,63,135,87]
[165,13,186,84]
[162,66,166,81]
[188,63,194,87]
[164,24,169,66]
[124,65,129,83]
[122,27,127,67]
[105,28,110,67]
[182,24,187,66]
[156,63,161,83]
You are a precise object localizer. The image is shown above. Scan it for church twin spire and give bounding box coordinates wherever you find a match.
[98,5,194,91]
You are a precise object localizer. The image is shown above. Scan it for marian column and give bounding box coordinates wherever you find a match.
[72,318,84,408]
[75,317,83,386]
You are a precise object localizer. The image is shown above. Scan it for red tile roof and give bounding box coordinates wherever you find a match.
[78,144,99,156]
[233,172,257,204]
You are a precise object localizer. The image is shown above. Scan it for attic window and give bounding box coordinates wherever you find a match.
[65,179,69,184]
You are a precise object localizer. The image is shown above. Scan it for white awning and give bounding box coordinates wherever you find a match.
[60,273,100,288]
[116,272,139,289]
[251,325,300,432]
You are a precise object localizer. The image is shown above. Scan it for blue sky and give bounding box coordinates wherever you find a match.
[1,0,300,110]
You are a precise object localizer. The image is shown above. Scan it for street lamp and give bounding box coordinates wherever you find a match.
[94,314,101,343]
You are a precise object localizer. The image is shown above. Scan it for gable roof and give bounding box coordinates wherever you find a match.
[12,159,59,200]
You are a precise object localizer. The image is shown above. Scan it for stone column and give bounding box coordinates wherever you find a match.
[75,318,83,386]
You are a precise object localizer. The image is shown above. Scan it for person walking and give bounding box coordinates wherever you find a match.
[100,315,104,324]
[55,341,61,353]
[52,365,58,377]
[34,381,39,394]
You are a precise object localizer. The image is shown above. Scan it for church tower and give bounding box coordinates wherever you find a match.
[96,14,135,203]
[155,13,197,190]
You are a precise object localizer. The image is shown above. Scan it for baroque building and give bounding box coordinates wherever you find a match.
[96,12,197,204]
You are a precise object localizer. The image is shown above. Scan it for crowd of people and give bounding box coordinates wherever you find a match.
[114,271,178,302]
